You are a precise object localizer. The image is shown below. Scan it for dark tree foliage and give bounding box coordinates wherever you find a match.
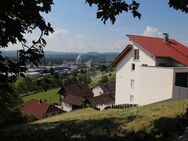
[169,0,188,13]
[86,0,188,24]
[85,0,141,24]
[0,0,54,83]
[0,84,24,124]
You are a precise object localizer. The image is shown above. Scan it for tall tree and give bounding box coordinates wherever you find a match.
[0,0,54,83]
[0,0,54,124]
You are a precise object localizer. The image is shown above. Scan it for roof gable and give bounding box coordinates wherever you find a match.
[127,35,188,66]
[112,45,133,67]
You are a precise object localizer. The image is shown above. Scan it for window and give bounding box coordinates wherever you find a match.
[175,73,188,88]
[131,63,135,71]
[142,64,148,67]
[134,49,139,60]
[130,79,135,88]
[130,95,134,102]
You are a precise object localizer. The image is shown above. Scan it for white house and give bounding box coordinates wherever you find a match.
[92,85,103,97]
[92,82,115,97]
[112,34,188,106]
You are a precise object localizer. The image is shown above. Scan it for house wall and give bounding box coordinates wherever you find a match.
[115,44,156,105]
[139,67,174,105]
[92,86,103,97]
[62,102,72,112]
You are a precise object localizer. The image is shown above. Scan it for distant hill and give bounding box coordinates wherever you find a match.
[1,50,18,57]
[0,50,119,64]
[1,50,118,57]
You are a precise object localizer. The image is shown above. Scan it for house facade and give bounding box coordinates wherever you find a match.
[92,86,103,97]
[112,34,188,106]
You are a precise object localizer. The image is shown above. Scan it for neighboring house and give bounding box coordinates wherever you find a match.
[61,94,85,112]
[90,82,115,110]
[92,82,115,97]
[112,34,188,106]
[58,84,93,111]
[21,99,63,119]
[88,92,115,110]
[92,85,103,97]
[58,84,93,98]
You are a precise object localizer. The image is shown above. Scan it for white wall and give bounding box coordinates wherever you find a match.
[115,44,156,105]
[62,102,72,112]
[139,67,174,105]
[92,86,103,97]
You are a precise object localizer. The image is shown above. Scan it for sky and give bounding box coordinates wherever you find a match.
[7,0,188,53]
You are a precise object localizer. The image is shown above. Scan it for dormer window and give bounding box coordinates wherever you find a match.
[134,49,139,60]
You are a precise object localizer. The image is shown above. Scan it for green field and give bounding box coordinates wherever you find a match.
[1,100,188,141]
[22,88,60,104]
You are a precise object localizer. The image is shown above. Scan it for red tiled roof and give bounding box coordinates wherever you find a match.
[21,99,62,118]
[127,35,188,66]
[62,94,85,106]
[58,84,93,98]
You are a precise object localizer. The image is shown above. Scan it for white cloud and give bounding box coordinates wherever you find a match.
[143,26,163,37]
[44,27,130,53]
[89,37,131,53]
[5,27,130,53]
[44,28,90,52]
[47,28,70,39]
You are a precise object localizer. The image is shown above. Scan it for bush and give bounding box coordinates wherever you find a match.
[0,84,25,124]
[99,76,108,83]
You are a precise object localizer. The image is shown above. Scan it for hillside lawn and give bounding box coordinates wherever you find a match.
[1,100,188,141]
[22,88,60,104]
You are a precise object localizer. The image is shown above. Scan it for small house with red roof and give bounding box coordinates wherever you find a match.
[112,34,188,106]
[21,99,63,119]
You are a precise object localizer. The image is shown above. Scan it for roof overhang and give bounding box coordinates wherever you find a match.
[112,44,133,67]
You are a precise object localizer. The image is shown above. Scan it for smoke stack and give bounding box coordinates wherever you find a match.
[163,33,169,41]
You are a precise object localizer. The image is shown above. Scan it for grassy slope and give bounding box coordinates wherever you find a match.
[22,88,60,104]
[1,100,188,141]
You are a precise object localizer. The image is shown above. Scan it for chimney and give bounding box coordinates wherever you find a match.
[163,33,169,41]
